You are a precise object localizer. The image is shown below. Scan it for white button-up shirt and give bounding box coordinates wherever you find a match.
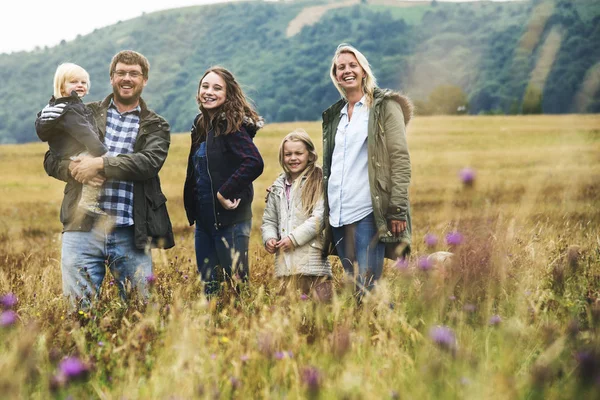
[327,96,372,228]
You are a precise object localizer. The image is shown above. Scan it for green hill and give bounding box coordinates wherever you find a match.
[1,0,599,143]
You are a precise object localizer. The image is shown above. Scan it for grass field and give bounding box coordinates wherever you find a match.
[0,115,599,399]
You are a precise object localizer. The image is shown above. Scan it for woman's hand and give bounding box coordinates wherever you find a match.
[389,219,407,237]
[265,238,277,254]
[276,237,294,252]
[217,192,240,210]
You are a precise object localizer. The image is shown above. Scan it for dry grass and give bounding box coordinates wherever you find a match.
[0,114,599,399]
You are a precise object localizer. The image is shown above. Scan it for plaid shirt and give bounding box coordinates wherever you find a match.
[99,100,140,226]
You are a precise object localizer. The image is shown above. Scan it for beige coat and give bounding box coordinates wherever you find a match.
[261,174,331,277]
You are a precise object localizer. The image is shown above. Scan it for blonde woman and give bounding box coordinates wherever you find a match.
[262,129,332,301]
[322,43,413,296]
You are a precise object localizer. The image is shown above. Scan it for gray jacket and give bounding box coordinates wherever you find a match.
[262,173,331,277]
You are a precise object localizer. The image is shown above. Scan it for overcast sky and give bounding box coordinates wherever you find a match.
[0,0,513,54]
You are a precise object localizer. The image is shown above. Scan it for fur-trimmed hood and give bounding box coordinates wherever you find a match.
[373,88,413,126]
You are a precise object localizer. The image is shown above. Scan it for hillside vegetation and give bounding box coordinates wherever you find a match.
[1,114,599,398]
[1,0,599,143]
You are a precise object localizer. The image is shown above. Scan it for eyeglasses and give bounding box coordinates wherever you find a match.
[113,70,143,78]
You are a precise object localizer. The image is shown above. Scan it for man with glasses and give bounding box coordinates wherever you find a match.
[37,50,174,309]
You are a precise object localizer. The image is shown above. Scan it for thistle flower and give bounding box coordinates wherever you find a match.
[424,233,438,248]
[429,325,457,353]
[146,274,156,285]
[459,167,476,186]
[230,376,241,390]
[59,357,89,381]
[445,232,464,246]
[0,293,17,309]
[489,315,502,326]
[301,366,322,395]
[395,257,409,270]
[418,256,433,271]
[0,310,17,327]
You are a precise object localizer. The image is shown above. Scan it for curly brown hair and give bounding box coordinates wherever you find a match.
[193,66,259,143]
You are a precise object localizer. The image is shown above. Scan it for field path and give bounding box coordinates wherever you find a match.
[286,0,426,37]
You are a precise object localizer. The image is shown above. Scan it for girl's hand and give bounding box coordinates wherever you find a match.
[217,192,240,210]
[276,237,294,252]
[265,238,277,254]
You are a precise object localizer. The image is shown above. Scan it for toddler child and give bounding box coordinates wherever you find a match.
[36,63,107,215]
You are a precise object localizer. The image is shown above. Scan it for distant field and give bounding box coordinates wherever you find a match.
[1,115,599,399]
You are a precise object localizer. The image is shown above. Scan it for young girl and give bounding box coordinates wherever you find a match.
[183,66,264,296]
[262,129,332,301]
[36,63,107,215]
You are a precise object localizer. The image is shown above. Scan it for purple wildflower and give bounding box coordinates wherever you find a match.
[300,293,309,301]
[395,257,409,270]
[418,256,433,271]
[59,357,89,380]
[0,293,17,309]
[230,377,241,390]
[459,167,476,186]
[240,354,250,362]
[146,274,156,285]
[448,295,457,301]
[0,310,17,327]
[98,341,104,347]
[424,233,438,248]
[429,325,457,353]
[445,232,464,246]
[301,366,322,394]
[489,315,502,326]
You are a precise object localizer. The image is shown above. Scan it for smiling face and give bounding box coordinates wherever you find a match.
[198,72,227,116]
[283,139,310,181]
[62,73,89,98]
[110,62,147,107]
[334,52,365,94]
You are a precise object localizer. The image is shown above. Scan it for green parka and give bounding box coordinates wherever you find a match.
[322,87,413,258]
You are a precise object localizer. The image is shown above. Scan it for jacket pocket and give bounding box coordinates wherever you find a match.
[376,175,390,193]
[146,191,169,238]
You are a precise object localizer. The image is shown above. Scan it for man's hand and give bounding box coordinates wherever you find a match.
[276,237,294,252]
[40,103,66,121]
[217,192,240,210]
[265,238,277,254]
[71,157,104,184]
[389,219,407,237]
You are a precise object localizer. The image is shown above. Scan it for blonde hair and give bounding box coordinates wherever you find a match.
[278,129,323,215]
[330,43,377,107]
[53,63,90,98]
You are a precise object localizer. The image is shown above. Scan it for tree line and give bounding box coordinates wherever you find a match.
[0,0,598,143]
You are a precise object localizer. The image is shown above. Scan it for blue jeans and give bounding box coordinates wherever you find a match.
[61,225,152,309]
[331,213,385,292]
[194,204,251,295]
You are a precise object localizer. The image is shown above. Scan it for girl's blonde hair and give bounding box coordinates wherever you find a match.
[279,129,323,215]
[53,63,90,98]
[330,43,377,107]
